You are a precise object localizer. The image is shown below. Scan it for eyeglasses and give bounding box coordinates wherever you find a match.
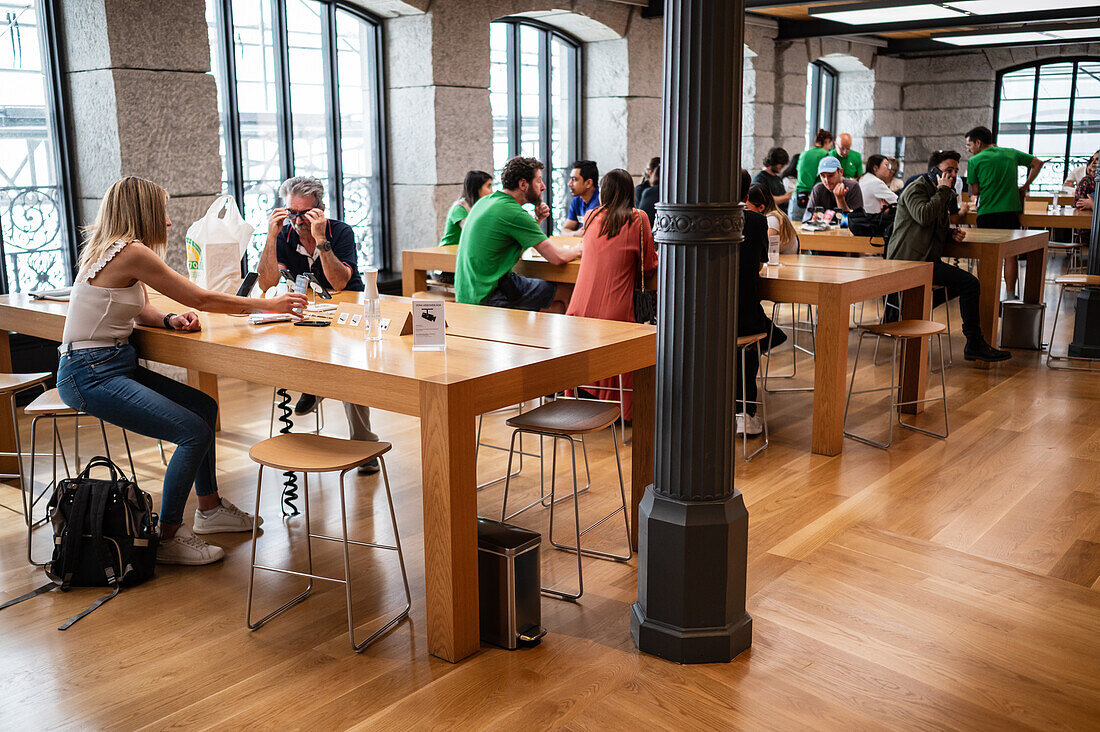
[286,208,311,220]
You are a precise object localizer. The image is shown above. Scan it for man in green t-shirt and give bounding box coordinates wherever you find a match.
[791,128,833,222]
[456,156,579,312]
[964,125,1044,294]
[829,133,863,180]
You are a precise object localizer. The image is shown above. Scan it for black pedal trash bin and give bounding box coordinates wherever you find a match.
[477,518,546,649]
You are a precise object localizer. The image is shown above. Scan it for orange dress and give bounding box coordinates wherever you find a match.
[565,209,658,420]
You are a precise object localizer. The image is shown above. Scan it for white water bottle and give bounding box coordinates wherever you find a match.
[363,267,381,341]
[767,234,781,266]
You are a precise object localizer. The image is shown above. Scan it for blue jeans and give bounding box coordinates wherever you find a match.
[57,343,219,525]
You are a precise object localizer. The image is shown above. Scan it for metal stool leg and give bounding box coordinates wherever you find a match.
[247,466,314,630]
[543,435,583,601]
[898,333,950,440]
[844,332,902,449]
[742,340,769,461]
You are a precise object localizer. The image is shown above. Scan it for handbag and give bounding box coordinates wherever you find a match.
[0,456,158,629]
[632,213,657,324]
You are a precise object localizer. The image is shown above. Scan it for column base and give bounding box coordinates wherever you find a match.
[1069,288,1100,359]
[630,603,752,664]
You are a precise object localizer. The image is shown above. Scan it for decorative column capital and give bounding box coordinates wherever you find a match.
[652,203,744,246]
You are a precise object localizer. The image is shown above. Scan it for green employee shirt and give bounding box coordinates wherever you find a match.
[829,149,863,179]
[439,201,469,248]
[796,146,831,192]
[967,146,1034,215]
[455,191,548,304]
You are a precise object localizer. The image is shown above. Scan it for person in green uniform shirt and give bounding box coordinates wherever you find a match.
[829,133,863,180]
[791,128,833,222]
[455,156,579,312]
[964,125,1044,295]
[440,170,493,247]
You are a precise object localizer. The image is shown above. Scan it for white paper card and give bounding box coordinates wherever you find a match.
[349,314,362,327]
[411,300,446,351]
[379,318,392,331]
[337,312,349,325]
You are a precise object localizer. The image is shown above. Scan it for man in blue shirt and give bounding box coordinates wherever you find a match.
[562,160,600,236]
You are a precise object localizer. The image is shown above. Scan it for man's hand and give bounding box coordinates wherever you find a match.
[305,209,328,241]
[937,170,957,190]
[268,208,288,238]
[952,228,966,242]
[169,312,202,332]
[534,202,551,223]
[1077,195,1094,211]
[831,181,850,210]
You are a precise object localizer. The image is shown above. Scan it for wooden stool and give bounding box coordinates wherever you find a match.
[1047,274,1100,372]
[737,333,770,461]
[246,433,411,652]
[23,388,136,566]
[1,373,51,521]
[844,320,950,449]
[876,286,953,370]
[498,398,631,601]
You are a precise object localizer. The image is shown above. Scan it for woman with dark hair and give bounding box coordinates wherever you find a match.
[858,154,899,212]
[440,170,493,247]
[566,168,658,420]
[753,147,792,207]
[791,128,834,222]
[1073,150,1098,212]
[746,184,799,254]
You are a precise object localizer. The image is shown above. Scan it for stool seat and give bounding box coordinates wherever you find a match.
[1047,242,1083,249]
[506,399,621,435]
[863,319,945,339]
[1055,274,1100,286]
[0,372,51,394]
[736,332,768,348]
[249,433,390,472]
[24,388,78,416]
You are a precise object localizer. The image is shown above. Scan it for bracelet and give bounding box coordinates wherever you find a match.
[163,313,177,329]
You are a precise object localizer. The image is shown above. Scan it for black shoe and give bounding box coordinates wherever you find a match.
[964,339,1011,362]
[357,458,380,476]
[294,393,318,415]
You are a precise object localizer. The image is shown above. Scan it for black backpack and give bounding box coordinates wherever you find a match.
[0,457,158,629]
[848,203,897,246]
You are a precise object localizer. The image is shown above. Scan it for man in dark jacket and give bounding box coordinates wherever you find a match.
[887,159,1010,363]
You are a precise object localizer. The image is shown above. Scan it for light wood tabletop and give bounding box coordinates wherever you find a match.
[797,227,885,255]
[0,291,656,664]
[962,208,1091,229]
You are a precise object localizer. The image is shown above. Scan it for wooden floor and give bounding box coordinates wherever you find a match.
[2,265,1099,730]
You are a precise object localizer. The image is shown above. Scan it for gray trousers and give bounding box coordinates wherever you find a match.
[343,402,378,442]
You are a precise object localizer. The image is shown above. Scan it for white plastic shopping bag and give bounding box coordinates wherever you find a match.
[184,195,253,293]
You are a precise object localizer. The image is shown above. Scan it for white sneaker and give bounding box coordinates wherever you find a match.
[193,498,261,534]
[736,413,764,436]
[157,525,225,565]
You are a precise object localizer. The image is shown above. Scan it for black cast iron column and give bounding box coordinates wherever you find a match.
[1068,165,1100,358]
[630,0,751,664]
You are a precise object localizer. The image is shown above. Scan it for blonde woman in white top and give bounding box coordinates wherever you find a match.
[745,183,799,254]
[57,177,306,565]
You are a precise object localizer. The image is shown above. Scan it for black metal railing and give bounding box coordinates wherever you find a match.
[1,184,69,293]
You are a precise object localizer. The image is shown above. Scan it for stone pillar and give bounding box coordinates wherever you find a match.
[61,0,221,273]
[630,0,751,664]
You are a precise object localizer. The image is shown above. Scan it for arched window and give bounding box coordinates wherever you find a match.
[206,0,387,270]
[0,0,77,294]
[489,18,580,232]
[994,58,1100,191]
[806,60,838,145]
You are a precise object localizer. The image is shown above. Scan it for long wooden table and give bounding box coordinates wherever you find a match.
[402,246,933,456]
[0,292,656,664]
[797,228,1049,348]
[962,208,1091,229]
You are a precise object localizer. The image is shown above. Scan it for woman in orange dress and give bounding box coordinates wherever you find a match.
[565,168,658,421]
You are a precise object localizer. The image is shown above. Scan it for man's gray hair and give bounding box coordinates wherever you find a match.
[279,176,325,208]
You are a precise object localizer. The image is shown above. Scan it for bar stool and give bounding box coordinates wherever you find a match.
[875,287,953,371]
[737,333,769,461]
[0,372,52,506]
[1047,241,1085,279]
[1047,274,1100,372]
[843,320,950,449]
[246,433,411,652]
[498,399,631,601]
[762,302,816,393]
[24,387,136,566]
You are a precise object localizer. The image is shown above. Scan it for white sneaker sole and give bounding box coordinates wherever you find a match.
[192,522,258,535]
[156,551,225,566]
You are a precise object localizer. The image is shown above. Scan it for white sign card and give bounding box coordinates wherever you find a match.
[411,299,446,351]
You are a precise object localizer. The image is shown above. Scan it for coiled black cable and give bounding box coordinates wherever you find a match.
[275,388,300,517]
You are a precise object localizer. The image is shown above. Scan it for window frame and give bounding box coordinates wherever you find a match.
[807,60,838,146]
[0,0,79,295]
[208,0,390,271]
[992,57,1100,190]
[490,16,582,235]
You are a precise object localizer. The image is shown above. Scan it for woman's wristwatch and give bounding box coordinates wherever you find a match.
[163,313,177,329]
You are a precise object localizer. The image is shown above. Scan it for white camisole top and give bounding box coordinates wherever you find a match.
[60,240,145,350]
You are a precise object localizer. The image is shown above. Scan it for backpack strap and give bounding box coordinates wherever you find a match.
[51,481,94,587]
[57,584,121,630]
[58,483,123,631]
[0,581,59,612]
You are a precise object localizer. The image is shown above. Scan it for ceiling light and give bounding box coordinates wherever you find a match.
[934,31,1055,45]
[1047,28,1100,40]
[945,0,1099,15]
[813,4,966,25]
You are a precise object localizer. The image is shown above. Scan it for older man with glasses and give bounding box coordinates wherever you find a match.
[256,176,382,475]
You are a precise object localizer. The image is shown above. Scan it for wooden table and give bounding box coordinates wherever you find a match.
[0,292,656,664]
[402,242,581,296]
[798,227,884,255]
[403,245,933,456]
[758,254,932,455]
[962,208,1091,229]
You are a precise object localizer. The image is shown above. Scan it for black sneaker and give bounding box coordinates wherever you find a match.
[294,393,318,415]
[964,339,1011,362]
[357,458,380,476]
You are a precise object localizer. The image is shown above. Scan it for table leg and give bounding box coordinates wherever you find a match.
[977,249,1003,350]
[630,365,654,551]
[811,297,848,456]
[419,381,480,663]
[0,331,16,475]
[898,280,932,415]
[1022,245,1048,305]
[186,370,221,432]
[402,252,428,298]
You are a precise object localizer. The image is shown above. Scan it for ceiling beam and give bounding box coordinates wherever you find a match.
[773,7,1100,40]
[746,0,830,8]
[882,33,1100,56]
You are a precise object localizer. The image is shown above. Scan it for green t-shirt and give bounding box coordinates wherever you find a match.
[829,149,863,179]
[455,191,547,304]
[967,146,1033,215]
[440,201,469,247]
[796,146,831,192]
